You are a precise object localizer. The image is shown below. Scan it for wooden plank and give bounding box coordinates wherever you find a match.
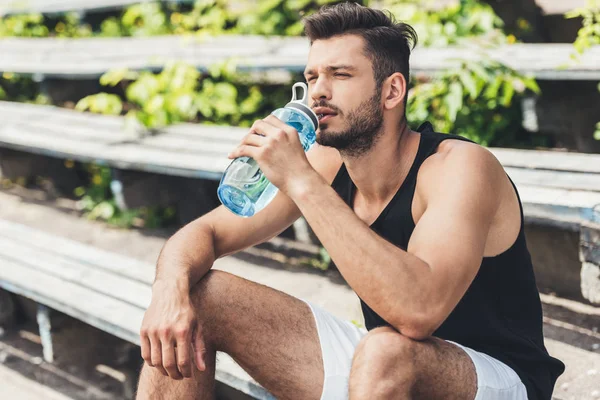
[0,0,193,15]
[0,258,272,399]
[0,236,152,309]
[0,0,583,17]
[518,186,600,228]
[505,167,600,192]
[0,219,154,284]
[491,148,600,174]
[0,218,273,399]
[0,124,230,179]
[0,36,598,80]
[0,257,144,344]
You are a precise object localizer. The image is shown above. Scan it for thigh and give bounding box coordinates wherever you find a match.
[410,336,525,400]
[410,336,479,400]
[192,269,324,400]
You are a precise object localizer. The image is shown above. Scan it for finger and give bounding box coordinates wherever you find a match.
[251,119,284,138]
[162,340,183,380]
[263,114,294,132]
[241,132,267,147]
[176,337,193,378]
[140,332,152,366]
[228,145,260,160]
[193,330,207,372]
[149,335,168,376]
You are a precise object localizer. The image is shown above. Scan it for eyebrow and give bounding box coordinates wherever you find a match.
[303,65,357,77]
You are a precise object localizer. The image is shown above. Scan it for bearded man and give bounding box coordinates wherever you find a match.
[136,3,564,399]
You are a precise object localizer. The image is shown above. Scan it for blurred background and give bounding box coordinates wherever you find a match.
[0,0,598,399]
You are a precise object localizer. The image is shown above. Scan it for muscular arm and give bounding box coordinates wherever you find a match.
[289,144,504,339]
[153,143,342,292]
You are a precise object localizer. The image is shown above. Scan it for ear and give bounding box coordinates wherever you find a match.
[382,72,407,111]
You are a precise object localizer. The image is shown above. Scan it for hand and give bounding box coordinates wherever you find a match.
[140,282,206,379]
[227,115,316,196]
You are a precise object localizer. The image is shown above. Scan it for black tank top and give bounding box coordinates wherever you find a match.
[331,122,565,400]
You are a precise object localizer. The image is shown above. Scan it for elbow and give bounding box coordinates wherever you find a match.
[391,309,443,341]
[396,323,435,341]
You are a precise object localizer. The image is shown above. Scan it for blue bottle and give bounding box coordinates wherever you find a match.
[218,82,318,217]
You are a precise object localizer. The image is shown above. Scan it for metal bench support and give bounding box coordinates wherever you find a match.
[36,304,54,363]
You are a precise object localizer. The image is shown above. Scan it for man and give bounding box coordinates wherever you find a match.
[137,3,564,399]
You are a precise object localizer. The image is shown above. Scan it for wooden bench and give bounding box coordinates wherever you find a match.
[0,0,584,17]
[0,0,193,15]
[1,100,599,228]
[0,218,275,399]
[1,99,599,304]
[1,36,599,80]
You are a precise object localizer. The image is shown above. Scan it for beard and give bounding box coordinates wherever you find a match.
[316,86,384,158]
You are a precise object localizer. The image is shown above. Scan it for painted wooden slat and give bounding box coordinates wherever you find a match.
[0,124,231,178]
[0,236,152,309]
[505,167,600,192]
[0,219,154,284]
[0,0,584,17]
[491,148,600,174]
[518,186,600,227]
[0,258,272,399]
[0,0,192,15]
[0,257,144,344]
[0,36,599,80]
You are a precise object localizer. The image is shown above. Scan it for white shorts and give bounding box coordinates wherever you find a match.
[302,300,528,400]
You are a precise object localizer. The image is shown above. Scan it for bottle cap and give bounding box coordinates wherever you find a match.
[285,82,319,131]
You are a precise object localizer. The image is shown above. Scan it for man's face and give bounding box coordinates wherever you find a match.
[305,35,384,157]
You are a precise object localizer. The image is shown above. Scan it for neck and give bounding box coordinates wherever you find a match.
[342,119,418,204]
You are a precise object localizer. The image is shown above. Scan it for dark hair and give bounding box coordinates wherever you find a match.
[303,2,417,103]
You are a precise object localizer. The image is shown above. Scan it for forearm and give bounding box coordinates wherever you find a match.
[154,219,216,293]
[289,173,432,333]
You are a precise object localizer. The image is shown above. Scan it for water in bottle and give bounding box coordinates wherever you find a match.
[218,82,318,217]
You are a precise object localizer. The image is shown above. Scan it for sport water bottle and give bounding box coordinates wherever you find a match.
[218,82,319,217]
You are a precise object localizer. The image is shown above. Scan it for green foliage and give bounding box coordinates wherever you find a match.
[408,59,540,146]
[0,12,92,37]
[0,72,50,104]
[381,0,507,46]
[73,163,176,228]
[77,59,296,129]
[233,0,345,36]
[567,0,600,56]
[100,2,173,37]
[567,0,600,139]
[75,93,123,115]
[303,246,332,270]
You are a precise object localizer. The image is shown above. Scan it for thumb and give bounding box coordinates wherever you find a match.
[193,327,207,371]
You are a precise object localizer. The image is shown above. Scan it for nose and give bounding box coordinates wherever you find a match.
[309,76,332,103]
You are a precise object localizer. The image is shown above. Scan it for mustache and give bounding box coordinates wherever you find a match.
[312,101,341,114]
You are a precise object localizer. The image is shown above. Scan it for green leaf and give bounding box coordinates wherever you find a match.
[100,67,138,86]
[445,81,463,122]
[500,80,515,107]
[457,69,479,99]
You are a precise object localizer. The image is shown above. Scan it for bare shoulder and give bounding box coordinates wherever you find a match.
[421,139,504,188]
[413,138,507,220]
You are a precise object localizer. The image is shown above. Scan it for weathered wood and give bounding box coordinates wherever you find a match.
[0,35,599,80]
[0,0,192,15]
[0,219,274,399]
[0,236,152,309]
[0,0,584,16]
[0,219,154,284]
[1,101,599,229]
[491,148,600,174]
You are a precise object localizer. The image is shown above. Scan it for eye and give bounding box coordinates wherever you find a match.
[335,73,350,78]
[307,76,317,82]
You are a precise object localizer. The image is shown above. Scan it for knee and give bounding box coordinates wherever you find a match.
[190,269,232,308]
[351,327,418,387]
